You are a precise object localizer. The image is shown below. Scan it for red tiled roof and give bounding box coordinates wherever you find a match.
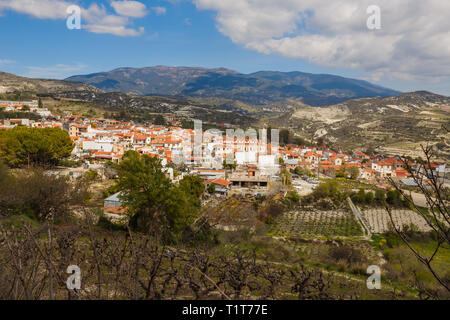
[205,178,232,187]
[134,134,147,140]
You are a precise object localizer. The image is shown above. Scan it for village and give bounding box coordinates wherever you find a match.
[1,0,450,302]
[1,99,448,217]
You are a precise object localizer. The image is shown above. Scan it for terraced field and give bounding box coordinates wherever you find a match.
[360,208,433,233]
[201,197,260,230]
[269,208,364,238]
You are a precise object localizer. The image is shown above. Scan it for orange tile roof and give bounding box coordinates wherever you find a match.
[346,163,362,167]
[205,178,232,187]
[134,134,147,140]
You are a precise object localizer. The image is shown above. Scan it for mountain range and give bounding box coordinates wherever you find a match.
[66,66,400,106]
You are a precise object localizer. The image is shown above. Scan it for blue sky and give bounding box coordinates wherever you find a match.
[0,0,449,95]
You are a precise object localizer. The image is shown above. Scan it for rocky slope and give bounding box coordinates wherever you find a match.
[266,91,450,159]
[0,72,101,94]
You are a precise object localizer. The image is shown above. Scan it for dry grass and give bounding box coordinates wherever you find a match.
[361,208,433,233]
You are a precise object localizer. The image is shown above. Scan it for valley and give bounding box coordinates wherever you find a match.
[1,69,449,160]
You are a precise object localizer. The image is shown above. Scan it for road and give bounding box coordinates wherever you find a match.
[292,179,316,196]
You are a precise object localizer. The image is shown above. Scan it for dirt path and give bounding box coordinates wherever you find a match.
[347,197,372,238]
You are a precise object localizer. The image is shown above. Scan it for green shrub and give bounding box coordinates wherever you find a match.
[97,215,127,231]
[336,171,346,178]
[375,189,386,203]
[285,190,300,205]
[365,191,374,204]
[352,189,366,204]
[329,245,363,266]
[386,189,402,206]
[207,183,215,194]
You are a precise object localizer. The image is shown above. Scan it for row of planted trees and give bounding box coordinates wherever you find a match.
[350,188,408,207]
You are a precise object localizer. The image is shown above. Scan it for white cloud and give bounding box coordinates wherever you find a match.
[0,0,70,19]
[25,63,88,79]
[0,0,147,36]
[84,24,144,37]
[111,1,148,18]
[193,0,450,82]
[145,31,159,41]
[165,0,183,4]
[151,6,167,16]
[184,17,191,26]
[0,59,15,65]
[82,2,145,36]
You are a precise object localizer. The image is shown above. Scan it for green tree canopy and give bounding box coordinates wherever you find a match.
[279,129,292,145]
[365,191,374,204]
[386,189,403,206]
[0,127,74,167]
[312,179,340,200]
[346,166,360,180]
[223,159,237,171]
[375,189,386,203]
[207,183,215,194]
[116,151,200,242]
[178,175,205,209]
[285,190,300,205]
[154,114,166,126]
[353,189,366,204]
[294,166,313,177]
